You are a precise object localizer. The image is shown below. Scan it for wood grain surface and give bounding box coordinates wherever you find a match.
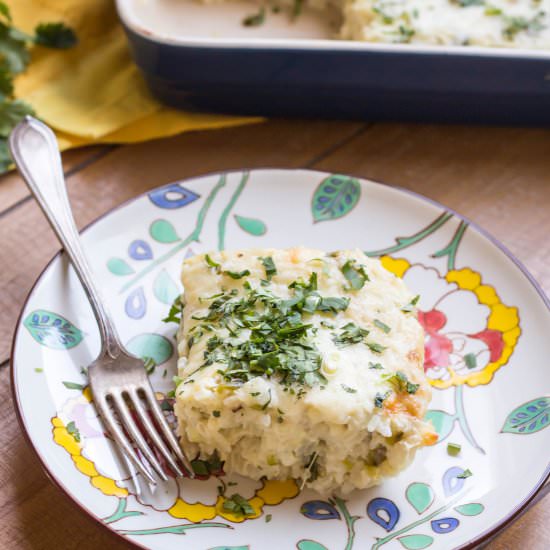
[0,120,548,549]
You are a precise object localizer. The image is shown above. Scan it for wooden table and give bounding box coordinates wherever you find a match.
[0,120,548,549]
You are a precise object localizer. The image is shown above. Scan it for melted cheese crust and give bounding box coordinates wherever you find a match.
[175,247,436,494]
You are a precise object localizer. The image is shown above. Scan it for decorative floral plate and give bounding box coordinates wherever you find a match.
[11,169,550,550]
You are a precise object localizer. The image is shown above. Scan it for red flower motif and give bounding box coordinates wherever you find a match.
[469,329,505,362]
[418,309,453,371]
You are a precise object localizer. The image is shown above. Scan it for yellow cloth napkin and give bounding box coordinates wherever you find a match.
[11,0,260,151]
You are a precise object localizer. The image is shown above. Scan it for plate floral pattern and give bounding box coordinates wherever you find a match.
[12,170,550,550]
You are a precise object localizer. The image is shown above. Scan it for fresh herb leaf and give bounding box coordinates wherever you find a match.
[34,22,77,48]
[223,493,255,516]
[143,356,157,375]
[260,256,277,280]
[447,442,461,456]
[304,451,319,482]
[457,468,473,479]
[341,259,369,290]
[401,294,420,313]
[382,370,419,394]
[212,410,221,418]
[66,420,81,442]
[265,513,272,523]
[162,295,183,324]
[205,253,221,271]
[374,391,390,408]
[243,7,266,27]
[464,352,477,369]
[374,319,391,333]
[333,322,368,347]
[62,381,84,390]
[223,269,250,279]
[397,25,415,43]
[34,367,43,373]
[503,12,545,41]
[369,362,383,369]
[367,342,386,354]
[293,0,304,18]
[341,384,357,393]
[451,0,483,6]
[0,2,12,23]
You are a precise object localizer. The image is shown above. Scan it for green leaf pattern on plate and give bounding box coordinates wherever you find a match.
[501,397,550,434]
[312,174,361,223]
[153,269,180,305]
[454,503,484,516]
[397,534,434,550]
[125,333,173,366]
[234,214,267,236]
[406,483,434,515]
[150,219,180,243]
[107,257,135,276]
[23,309,83,350]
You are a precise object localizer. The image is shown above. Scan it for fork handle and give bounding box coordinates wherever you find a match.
[9,116,123,359]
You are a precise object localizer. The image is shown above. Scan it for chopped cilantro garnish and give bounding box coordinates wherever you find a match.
[457,469,473,479]
[212,410,221,417]
[163,295,183,324]
[62,381,84,390]
[341,384,358,393]
[205,254,221,271]
[35,22,77,48]
[66,421,81,442]
[260,256,277,280]
[223,494,255,516]
[333,322,369,347]
[503,12,545,40]
[401,295,420,313]
[447,442,461,456]
[374,319,391,333]
[382,371,419,394]
[369,362,383,369]
[243,6,266,27]
[464,353,477,369]
[367,342,386,354]
[305,452,320,482]
[265,513,272,523]
[224,269,250,279]
[143,356,156,375]
[374,391,390,408]
[341,259,369,290]
[34,367,43,373]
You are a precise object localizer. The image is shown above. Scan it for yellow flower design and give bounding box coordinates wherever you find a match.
[52,388,298,523]
[381,256,520,389]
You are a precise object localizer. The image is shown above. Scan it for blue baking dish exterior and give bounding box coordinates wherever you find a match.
[119,9,550,125]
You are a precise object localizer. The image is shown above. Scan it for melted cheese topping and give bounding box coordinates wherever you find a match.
[175,247,436,494]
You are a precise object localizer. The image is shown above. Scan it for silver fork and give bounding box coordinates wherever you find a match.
[9,116,193,485]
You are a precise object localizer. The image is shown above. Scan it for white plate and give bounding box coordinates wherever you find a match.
[12,169,550,549]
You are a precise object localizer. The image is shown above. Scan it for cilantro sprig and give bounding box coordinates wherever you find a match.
[341,259,369,290]
[0,3,77,171]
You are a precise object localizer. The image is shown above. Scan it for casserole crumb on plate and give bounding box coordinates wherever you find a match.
[174,247,437,494]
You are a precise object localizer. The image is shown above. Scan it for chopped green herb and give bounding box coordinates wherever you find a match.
[397,25,415,43]
[305,451,320,482]
[374,319,391,333]
[374,391,390,408]
[243,7,266,27]
[503,12,545,40]
[162,369,167,378]
[250,391,261,397]
[66,420,81,442]
[333,322,369,347]
[451,0,483,6]
[191,459,209,476]
[367,342,386,354]
[401,295,420,313]
[457,468,473,479]
[447,442,462,456]
[205,253,221,271]
[34,367,43,373]
[341,384,358,393]
[224,269,250,279]
[223,493,255,516]
[293,0,304,19]
[34,22,77,48]
[163,295,183,324]
[382,371,419,394]
[143,356,157,375]
[464,353,477,369]
[484,5,502,15]
[260,256,277,280]
[62,381,84,390]
[341,259,369,290]
[369,362,383,370]
[212,410,221,418]
[265,513,272,523]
